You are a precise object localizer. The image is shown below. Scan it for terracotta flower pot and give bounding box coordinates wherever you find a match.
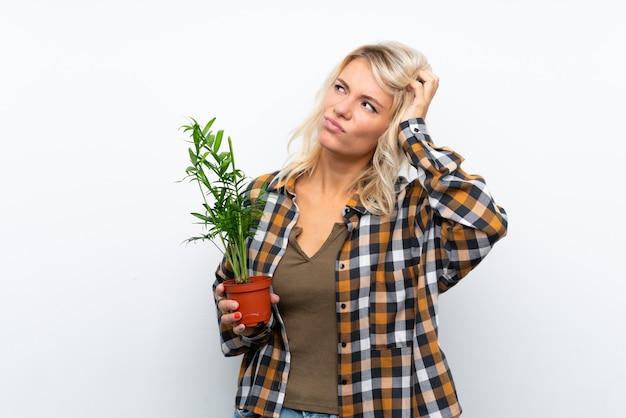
[223,275,272,327]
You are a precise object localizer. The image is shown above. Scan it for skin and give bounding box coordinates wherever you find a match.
[216,58,439,336]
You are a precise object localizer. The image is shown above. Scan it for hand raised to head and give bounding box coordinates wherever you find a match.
[401,69,439,121]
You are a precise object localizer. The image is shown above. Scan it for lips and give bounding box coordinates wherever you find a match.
[324,116,345,133]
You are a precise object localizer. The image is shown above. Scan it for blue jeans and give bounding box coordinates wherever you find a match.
[233,407,338,418]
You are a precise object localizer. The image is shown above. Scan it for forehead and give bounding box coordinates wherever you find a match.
[338,58,393,107]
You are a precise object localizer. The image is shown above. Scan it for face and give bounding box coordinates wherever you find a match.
[318,58,393,162]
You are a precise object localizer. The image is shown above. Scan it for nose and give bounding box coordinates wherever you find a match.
[333,97,353,120]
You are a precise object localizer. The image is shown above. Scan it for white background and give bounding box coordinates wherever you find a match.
[1,1,624,417]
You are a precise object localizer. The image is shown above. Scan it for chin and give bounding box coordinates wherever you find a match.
[317,133,341,152]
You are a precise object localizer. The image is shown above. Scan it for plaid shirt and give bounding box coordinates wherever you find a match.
[214,118,508,417]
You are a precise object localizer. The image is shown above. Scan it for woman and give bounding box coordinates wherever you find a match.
[214,41,508,418]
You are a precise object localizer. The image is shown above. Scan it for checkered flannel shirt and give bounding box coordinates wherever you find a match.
[214,118,508,417]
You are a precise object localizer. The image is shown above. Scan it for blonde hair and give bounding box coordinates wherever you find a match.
[279,41,432,216]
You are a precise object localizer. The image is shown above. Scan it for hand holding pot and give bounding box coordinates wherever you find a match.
[215,282,280,336]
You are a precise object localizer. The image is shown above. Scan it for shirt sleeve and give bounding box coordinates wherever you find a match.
[399,118,508,291]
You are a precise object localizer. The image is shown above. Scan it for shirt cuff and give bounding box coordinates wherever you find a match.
[400,118,426,135]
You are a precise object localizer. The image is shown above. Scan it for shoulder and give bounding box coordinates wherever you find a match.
[248,171,281,191]
[246,171,282,204]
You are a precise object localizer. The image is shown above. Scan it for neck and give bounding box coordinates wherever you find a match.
[301,152,371,198]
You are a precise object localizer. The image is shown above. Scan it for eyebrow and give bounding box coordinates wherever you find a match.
[337,77,387,110]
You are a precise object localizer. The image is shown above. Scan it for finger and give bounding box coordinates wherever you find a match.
[215,283,226,299]
[270,293,280,305]
[407,79,424,91]
[415,70,439,89]
[220,311,253,335]
[416,69,439,84]
[416,70,439,97]
[402,78,433,120]
[215,283,239,312]
[233,323,247,335]
[221,311,243,326]
[222,313,247,334]
[217,298,239,315]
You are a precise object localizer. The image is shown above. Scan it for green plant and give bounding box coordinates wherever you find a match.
[181,117,265,284]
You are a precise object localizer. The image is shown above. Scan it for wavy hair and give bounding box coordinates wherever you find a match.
[279,41,432,216]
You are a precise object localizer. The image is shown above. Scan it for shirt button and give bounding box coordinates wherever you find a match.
[341,379,348,385]
[341,303,346,309]
[413,127,420,133]
[341,342,347,348]
[339,263,345,269]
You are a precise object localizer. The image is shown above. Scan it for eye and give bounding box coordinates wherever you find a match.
[362,101,378,113]
[334,83,346,94]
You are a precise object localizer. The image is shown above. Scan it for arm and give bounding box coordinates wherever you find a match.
[400,70,508,290]
[400,118,508,237]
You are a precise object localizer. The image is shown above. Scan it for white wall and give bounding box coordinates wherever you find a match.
[1,1,624,417]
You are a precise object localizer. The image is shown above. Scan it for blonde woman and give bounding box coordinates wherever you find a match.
[215,41,508,418]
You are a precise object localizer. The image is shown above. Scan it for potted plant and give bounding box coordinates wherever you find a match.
[181,117,271,327]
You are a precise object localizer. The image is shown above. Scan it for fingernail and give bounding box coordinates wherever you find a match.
[234,312,242,320]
